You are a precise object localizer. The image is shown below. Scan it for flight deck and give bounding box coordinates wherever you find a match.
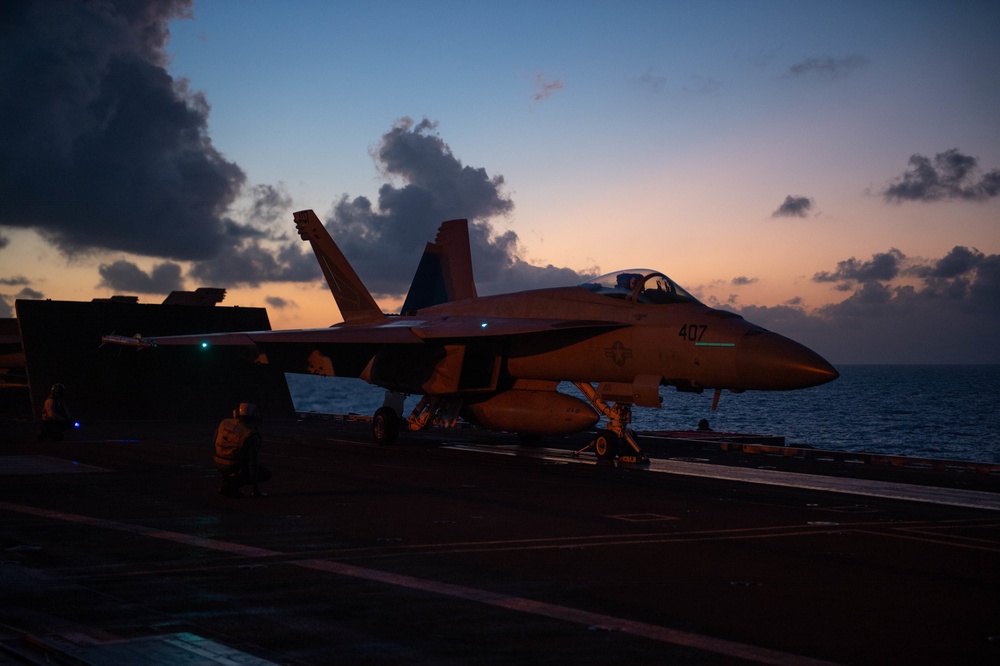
[1,416,998,665]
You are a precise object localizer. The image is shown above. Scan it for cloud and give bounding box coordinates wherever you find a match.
[636,67,667,94]
[882,149,1000,202]
[0,234,8,250]
[633,69,720,96]
[321,117,591,299]
[900,246,1000,311]
[0,276,30,286]
[0,0,251,260]
[0,276,34,318]
[98,260,184,293]
[772,195,814,218]
[0,284,44,318]
[188,238,319,287]
[787,55,869,79]
[246,183,293,227]
[187,117,592,294]
[181,184,296,287]
[911,245,983,280]
[812,249,904,284]
[739,246,1000,363]
[970,254,1000,310]
[731,276,758,286]
[532,72,565,102]
[0,5,587,301]
[265,295,296,309]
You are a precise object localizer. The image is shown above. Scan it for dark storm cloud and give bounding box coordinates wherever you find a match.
[0,0,249,260]
[969,254,1000,309]
[812,249,904,284]
[911,245,984,279]
[772,195,814,218]
[188,119,590,293]
[882,149,1000,202]
[185,184,294,285]
[188,239,319,288]
[738,247,1000,363]
[731,276,758,286]
[809,252,1000,363]
[98,260,184,293]
[321,117,591,299]
[809,246,996,310]
[787,55,869,79]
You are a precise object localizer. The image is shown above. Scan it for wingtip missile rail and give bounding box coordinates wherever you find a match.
[100,334,154,349]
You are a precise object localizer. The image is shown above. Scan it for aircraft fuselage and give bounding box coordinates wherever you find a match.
[416,285,836,394]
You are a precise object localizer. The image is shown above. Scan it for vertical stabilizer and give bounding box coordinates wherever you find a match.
[293,209,384,324]
[400,219,478,314]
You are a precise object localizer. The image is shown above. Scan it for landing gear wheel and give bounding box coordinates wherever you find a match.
[372,406,399,445]
[593,429,619,461]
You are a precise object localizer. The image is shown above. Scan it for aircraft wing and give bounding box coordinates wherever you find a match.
[101,326,420,349]
[102,317,623,349]
[406,316,623,340]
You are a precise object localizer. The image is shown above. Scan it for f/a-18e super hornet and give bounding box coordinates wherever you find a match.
[104,210,838,462]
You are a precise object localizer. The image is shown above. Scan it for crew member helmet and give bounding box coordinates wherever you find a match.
[234,402,257,419]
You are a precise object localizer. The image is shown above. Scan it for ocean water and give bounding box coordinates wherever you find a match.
[286,365,1000,464]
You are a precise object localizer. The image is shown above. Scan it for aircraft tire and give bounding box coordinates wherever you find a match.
[372,407,399,445]
[593,429,618,460]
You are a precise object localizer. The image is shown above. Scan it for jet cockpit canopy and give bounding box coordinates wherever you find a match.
[581,269,700,305]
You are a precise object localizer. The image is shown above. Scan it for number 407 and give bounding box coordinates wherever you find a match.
[678,324,707,341]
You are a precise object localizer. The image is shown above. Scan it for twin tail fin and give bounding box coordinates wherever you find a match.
[293,209,384,325]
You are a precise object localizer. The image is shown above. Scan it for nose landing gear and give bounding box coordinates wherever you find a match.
[572,382,649,464]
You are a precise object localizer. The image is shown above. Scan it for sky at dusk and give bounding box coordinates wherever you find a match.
[1,0,998,364]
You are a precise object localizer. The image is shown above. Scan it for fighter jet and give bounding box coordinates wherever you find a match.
[105,210,838,462]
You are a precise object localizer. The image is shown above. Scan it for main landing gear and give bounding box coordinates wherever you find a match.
[370,386,649,465]
[572,382,649,464]
[371,393,460,445]
[372,406,399,445]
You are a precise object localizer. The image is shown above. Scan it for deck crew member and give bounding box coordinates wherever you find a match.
[214,402,271,498]
[39,383,71,441]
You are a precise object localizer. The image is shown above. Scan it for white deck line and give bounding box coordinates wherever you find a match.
[444,444,1000,512]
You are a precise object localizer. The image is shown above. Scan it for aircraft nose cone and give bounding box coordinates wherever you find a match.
[736,330,839,390]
